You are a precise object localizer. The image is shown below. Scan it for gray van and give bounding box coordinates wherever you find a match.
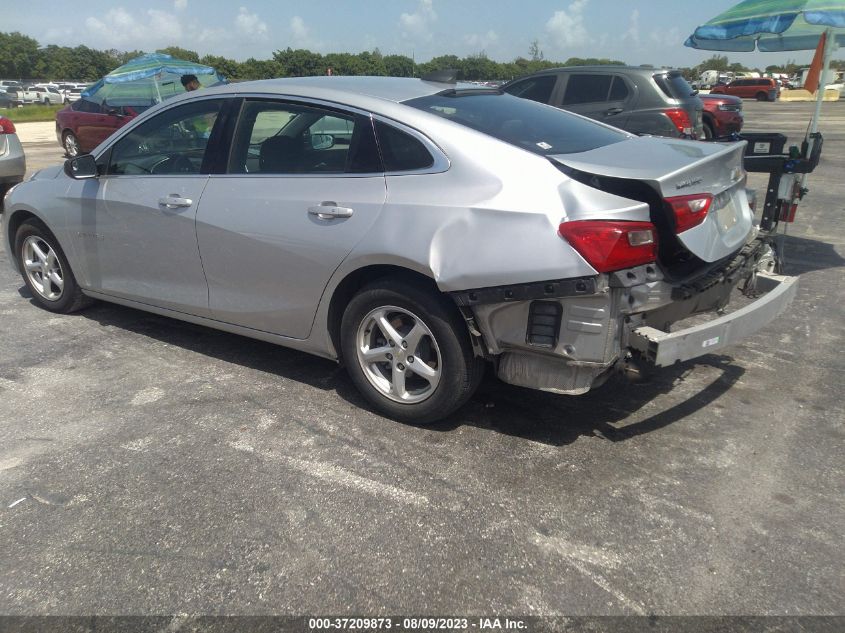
[503,66,704,139]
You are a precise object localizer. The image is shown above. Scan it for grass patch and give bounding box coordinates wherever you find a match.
[2,104,64,123]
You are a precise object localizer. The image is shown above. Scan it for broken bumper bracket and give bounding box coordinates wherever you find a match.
[628,272,798,367]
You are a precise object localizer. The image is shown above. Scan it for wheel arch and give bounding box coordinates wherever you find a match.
[326,264,445,363]
[5,209,47,271]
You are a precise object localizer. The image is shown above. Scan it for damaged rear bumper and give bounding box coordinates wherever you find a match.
[452,239,797,395]
[628,272,798,366]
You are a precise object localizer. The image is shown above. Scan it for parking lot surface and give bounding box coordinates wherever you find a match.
[1,102,843,616]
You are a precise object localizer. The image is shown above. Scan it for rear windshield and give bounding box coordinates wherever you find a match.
[653,72,696,100]
[404,91,627,155]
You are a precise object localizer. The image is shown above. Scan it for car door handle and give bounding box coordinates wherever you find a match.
[159,196,193,209]
[308,203,354,219]
[605,107,624,116]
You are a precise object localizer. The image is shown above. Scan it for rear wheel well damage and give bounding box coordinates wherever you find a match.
[328,265,475,364]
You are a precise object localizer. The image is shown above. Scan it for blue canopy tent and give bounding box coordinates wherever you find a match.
[82,53,224,106]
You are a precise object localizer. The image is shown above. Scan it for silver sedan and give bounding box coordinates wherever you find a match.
[2,77,796,423]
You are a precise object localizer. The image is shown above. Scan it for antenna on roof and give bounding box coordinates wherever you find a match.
[421,69,458,84]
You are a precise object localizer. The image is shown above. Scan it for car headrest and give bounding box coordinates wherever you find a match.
[259,136,302,173]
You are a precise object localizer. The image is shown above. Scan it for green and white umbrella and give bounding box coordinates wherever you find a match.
[686,0,845,136]
[82,53,224,106]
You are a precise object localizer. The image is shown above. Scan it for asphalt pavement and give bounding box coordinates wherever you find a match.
[0,101,843,617]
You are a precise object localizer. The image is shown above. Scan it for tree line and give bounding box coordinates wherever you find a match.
[7,31,837,85]
[0,31,625,83]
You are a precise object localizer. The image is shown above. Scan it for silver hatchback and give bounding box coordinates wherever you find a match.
[2,77,796,423]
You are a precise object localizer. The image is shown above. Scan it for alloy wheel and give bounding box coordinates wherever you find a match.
[64,133,79,157]
[355,305,442,404]
[22,235,64,301]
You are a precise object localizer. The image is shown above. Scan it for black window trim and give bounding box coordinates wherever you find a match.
[370,114,449,176]
[212,94,387,179]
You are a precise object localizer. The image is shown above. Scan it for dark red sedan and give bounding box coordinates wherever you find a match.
[699,93,743,140]
[55,99,152,156]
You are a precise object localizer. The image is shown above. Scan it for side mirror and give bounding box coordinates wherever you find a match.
[311,133,334,150]
[64,154,98,180]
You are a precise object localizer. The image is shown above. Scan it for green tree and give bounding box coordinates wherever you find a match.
[462,52,498,80]
[156,46,200,62]
[323,52,366,76]
[110,49,146,65]
[199,55,241,80]
[383,54,415,77]
[273,48,323,77]
[698,54,730,71]
[238,58,281,80]
[357,50,387,76]
[529,39,544,62]
[0,32,40,79]
[417,54,461,77]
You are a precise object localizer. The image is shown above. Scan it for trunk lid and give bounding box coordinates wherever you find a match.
[551,136,752,263]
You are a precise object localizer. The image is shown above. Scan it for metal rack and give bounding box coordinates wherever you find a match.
[742,131,824,232]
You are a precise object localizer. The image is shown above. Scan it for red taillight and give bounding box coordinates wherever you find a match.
[558,221,658,273]
[664,108,692,136]
[665,193,713,233]
[0,117,15,134]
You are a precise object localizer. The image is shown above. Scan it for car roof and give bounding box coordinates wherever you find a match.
[196,76,475,109]
[517,65,682,77]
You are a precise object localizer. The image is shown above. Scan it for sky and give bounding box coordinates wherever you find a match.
[7,0,842,69]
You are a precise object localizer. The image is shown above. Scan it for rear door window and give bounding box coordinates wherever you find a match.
[227,99,380,175]
[608,76,630,101]
[562,74,613,105]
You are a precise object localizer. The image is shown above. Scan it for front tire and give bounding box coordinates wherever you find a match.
[62,130,80,157]
[703,121,715,140]
[15,220,92,313]
[756,92,769,101]
[340,279,484,424]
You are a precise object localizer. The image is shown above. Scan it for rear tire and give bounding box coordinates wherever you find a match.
[15,220,93,313]
[340,278,484,424]
[62,131,80,157]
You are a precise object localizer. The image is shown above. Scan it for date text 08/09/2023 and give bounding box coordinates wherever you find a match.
[308,617,528,630]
